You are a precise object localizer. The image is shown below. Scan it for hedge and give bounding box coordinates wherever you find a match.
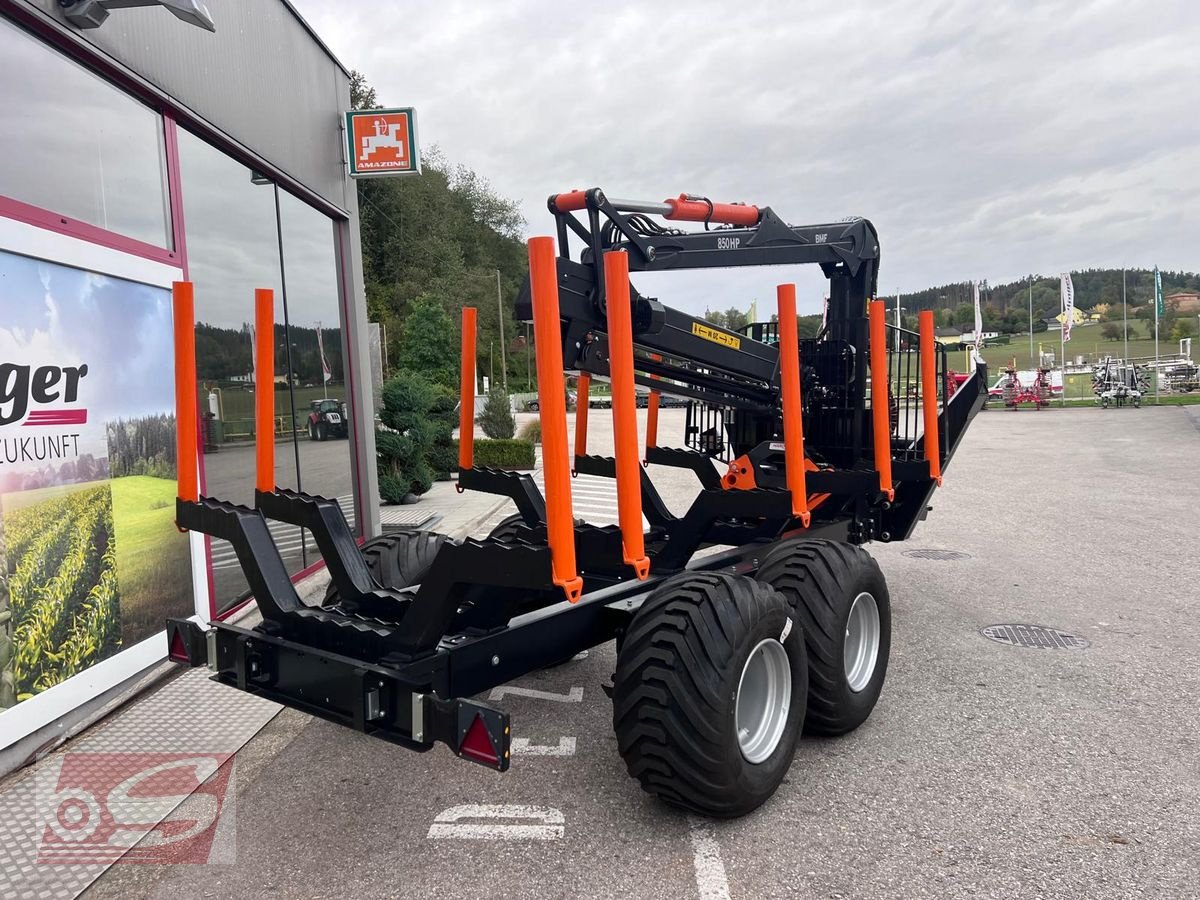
[450,438,535,471]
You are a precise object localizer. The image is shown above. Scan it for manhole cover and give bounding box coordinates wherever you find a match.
[981,624,1090,650]
[902,549,971,561]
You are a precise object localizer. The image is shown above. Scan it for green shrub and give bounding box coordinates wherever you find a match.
[427,382,459,480]
[517,419,541,444]
[451,438,535,471]
[477,385,515,439]
[377,372,437,500]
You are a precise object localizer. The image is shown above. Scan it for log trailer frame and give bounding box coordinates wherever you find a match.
[166,189,987,817]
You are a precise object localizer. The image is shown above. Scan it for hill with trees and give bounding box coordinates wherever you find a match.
[351,73,530,391]
[897,269,1199,335]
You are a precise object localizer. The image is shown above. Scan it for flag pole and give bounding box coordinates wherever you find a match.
[1154,267,1161,405]
[1028,275,1034,366]
[1059,277,1066,407]
[1122,269,1128,364]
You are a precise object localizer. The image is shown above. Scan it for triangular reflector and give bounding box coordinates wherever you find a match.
[459,715,499,766]
[168,627,189,663]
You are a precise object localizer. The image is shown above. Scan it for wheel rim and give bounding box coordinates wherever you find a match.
[735,638,792,764]
[844,591,880,693]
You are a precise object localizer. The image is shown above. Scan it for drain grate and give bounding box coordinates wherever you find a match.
[981,624,1090,650]
[902,548,972,561]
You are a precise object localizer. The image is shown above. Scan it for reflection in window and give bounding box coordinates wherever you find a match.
[0,17,170,247]
[278,190,356,534]
[176,128,303,610]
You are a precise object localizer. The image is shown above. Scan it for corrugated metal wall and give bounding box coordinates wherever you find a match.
[18,0,351,213]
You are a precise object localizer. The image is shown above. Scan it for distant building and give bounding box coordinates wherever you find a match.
[934,325,999,345]
[1166,291,1200,314]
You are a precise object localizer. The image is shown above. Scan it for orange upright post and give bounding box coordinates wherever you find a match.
[776,284,811,526]
[644,391,659,460]
[573,372,590,467]
[644,354,661,462]
[528,237,583,602]
[603,250,650,580]
[254,288,275,494]
[172,282,198,505]
[919,310,943,485]
[868,300,894,501]
[459,307,477,472]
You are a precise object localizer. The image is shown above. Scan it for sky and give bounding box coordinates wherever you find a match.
[294,0,1200,317]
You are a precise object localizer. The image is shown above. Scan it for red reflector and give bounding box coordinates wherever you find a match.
[459,715,499,766]
[168,627,189,663]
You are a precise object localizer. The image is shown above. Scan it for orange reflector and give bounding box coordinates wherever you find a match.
[459,715,500,767]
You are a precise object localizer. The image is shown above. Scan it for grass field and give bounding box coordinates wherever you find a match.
[109,475,192,645]
[216,383,344,439]
[972,319,1192,372]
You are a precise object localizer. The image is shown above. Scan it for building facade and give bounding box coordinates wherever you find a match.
[0,0,379,766]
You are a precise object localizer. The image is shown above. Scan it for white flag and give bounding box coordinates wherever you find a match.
[317,324,332,383]
[972,281,983,365]
[972,281,983,338]
[1060,273,1075,342]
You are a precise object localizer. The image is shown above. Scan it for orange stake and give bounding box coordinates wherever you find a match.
[172,282,198,505]
[459,307,477,472]
[254,289,275,494]
[919,310,943,486]
[603,250,651,580]
[528,237,583,602]
[645,391,660,461]
[868,300,894,501]
[776,284,811,526]
[573,372,590,466]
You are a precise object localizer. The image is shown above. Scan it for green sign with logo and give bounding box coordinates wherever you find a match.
[345,108,420,178]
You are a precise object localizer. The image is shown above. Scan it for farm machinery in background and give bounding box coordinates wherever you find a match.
[989,361,1055,410]
[1092,357,1148,408]
[164,189,986,818]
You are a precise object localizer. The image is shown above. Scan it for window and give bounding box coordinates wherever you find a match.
[176,128,302,612]
[0,17,171,248]
[277,190,356,533]
[177,131,354,614]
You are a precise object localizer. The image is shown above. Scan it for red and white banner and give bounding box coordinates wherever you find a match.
[1061,273,1075,342]
[316,325,332,383]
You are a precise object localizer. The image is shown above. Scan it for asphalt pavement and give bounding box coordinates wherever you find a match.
[85,405,1200,899]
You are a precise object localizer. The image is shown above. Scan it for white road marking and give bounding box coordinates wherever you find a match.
[689,817,732,900]
[488,685,584,703]
[426,805,564,841]
[511,737,577,757]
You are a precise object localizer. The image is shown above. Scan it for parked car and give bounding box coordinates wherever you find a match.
[307,398,348,440]
[526,391,575,412]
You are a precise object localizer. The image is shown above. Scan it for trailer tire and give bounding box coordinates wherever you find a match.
[487,512,531,542]
[322,529,451,604]
[613,572,807,818]
[487,512,585,542]
[755,539,890,736]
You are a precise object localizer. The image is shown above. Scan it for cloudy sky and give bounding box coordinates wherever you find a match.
[295,0,1199,316]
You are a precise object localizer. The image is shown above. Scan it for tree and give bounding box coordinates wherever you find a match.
[397,293,457,387]
[349,70,377,110]
[1170,319,1195,341]
[1100,323,1122,341]
[722,307,750,332]
[477,384,515,439]
[377,372,436,502]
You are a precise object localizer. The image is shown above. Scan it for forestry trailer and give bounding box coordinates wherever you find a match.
[166,189,987,817]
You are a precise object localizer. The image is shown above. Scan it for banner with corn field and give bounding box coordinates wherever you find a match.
[0,249,195,710]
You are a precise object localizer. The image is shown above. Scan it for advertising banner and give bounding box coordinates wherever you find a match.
[0,249,194,710]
